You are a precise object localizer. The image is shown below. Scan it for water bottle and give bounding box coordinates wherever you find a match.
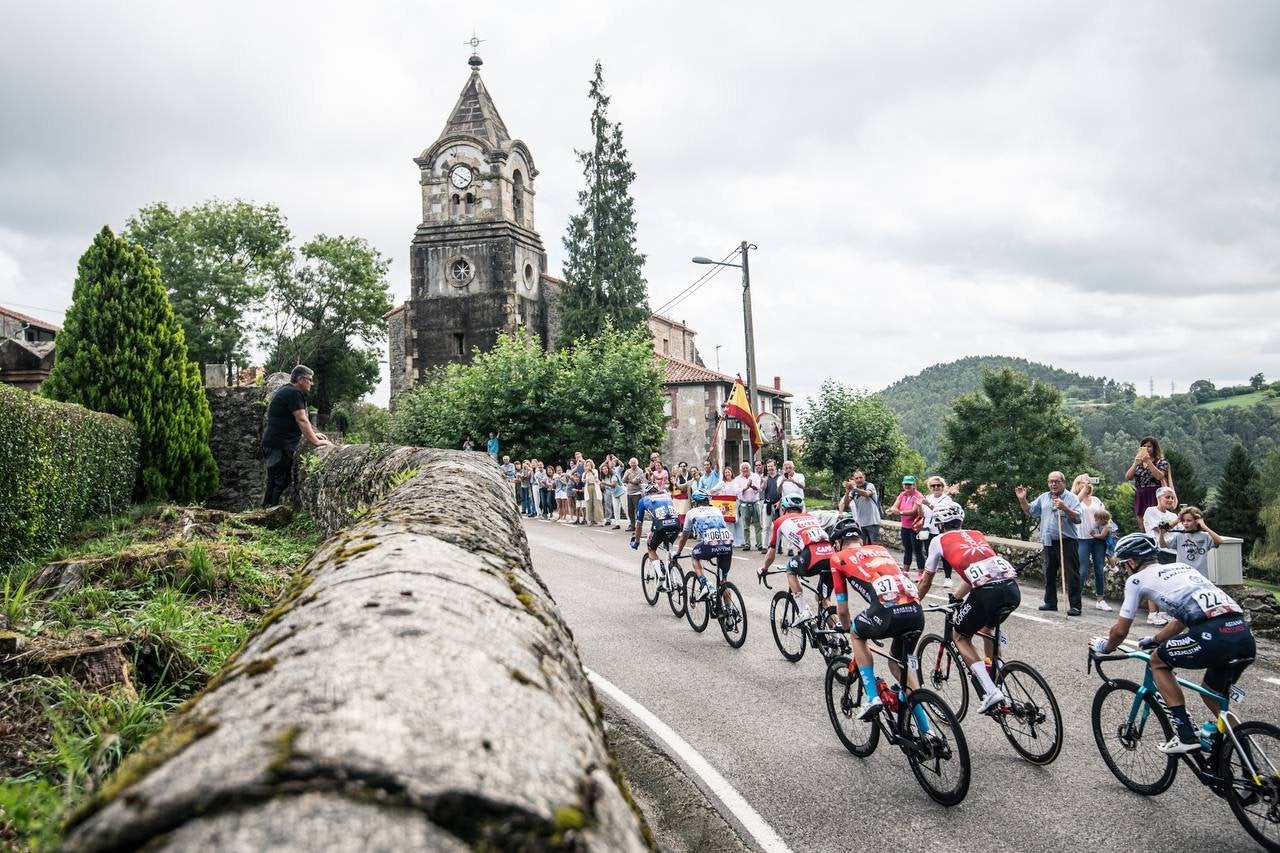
[1200,721,1218,752]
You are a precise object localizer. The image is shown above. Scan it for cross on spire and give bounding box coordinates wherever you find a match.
[465,32,485,68]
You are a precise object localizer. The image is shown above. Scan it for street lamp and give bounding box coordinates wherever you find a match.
[692,242,760,462]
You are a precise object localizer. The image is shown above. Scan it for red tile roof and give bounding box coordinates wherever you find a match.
[0,305,61,332]
[659,354,790,397]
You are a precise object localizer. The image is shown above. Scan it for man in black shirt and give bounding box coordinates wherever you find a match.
[261,365,331,506]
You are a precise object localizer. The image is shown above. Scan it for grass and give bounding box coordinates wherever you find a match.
[1244,575,1280,601]
[1198,390,1280,413]
[0,506,322,850]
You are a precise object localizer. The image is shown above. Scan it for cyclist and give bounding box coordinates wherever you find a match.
[673,489,736,607]
[757,493,835,626]
[632,482,682,589]
[826,518,931,729]
[917,504,1020,714]
[1091,532,1256,753]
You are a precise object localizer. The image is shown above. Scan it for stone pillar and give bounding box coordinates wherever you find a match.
[203,364,227,388]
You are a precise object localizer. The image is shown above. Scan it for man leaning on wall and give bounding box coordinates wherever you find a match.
[261,365,331,507]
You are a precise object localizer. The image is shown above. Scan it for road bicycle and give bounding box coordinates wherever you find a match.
[1088,645,1279,851]
[639,536,685,617]
[825,638,971,805]
[915,598,1063,765]
[760,569,849,665]
[681,555,748,649]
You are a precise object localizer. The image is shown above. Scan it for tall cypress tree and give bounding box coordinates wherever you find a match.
[559,61,649,346]
[43,226,219,502]
[1207,443,1264,553]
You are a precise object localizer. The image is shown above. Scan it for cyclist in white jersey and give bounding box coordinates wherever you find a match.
[673,489,736,606]
[1091,533,1256,753]
[756,493,835,625]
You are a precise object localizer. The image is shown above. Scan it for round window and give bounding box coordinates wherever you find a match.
[523,263,535,288]
[449,257,474,287]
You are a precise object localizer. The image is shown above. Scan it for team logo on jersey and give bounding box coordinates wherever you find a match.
[1202,632,1212,641]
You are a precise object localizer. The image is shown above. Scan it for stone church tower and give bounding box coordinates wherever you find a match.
[387,52,560,403]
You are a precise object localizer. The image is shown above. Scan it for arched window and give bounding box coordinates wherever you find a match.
[464,193,474,214]
[450,194,461,216]
[512,169,524,225]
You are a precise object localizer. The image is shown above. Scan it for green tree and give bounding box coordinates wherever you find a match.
[1249,497,1280,583]
[1189,379,1216,404]
[1259,448,1280,506]
[558,61,649,345]
[1250,372,1266,391]
[1207,444,1264,553]
[124,200,292,369]
[938,368,1089,539]
[1164,447,1208,510]
[799,380,914,499]
[42,227,218,501]
[263,234,392,415]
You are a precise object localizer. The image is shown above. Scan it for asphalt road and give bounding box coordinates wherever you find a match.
[523,517,1280,853]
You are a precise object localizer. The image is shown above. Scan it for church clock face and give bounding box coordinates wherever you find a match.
[450,164,473,189]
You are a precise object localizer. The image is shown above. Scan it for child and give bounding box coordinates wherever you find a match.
[1159,506,1222,577]
[1089,508,1118,611]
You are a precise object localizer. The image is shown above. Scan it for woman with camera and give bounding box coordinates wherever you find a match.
[1125,436,1174,525]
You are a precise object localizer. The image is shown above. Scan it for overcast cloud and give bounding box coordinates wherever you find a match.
[2,0,1277,405]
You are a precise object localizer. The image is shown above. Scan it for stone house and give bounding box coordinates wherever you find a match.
[0,305,59,390]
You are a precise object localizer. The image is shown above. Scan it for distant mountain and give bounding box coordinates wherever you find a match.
[879,356,1135,465]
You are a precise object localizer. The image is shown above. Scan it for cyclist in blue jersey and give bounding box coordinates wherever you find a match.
[632,482,682,587]
[1091,533,1256,753]
[673,489,736,607]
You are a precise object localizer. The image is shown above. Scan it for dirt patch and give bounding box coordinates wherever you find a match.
[0,680,55,779]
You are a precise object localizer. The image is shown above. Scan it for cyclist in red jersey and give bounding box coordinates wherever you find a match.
[756,493,835,626]
[916,504,1020,714]
[827,517,931,725]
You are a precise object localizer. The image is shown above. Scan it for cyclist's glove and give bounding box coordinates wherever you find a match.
[1137,635,1158,650]
[1091,636,1109,654]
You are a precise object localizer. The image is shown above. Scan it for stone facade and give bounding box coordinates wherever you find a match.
[1,305,59,390]
[204,384,272,510]
[387,55,560,406]
[649,314,702,365]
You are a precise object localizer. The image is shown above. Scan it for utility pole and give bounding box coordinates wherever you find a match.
[740,241,760,464]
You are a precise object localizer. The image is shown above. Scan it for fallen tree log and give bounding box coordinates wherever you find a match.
[64,447,651,852]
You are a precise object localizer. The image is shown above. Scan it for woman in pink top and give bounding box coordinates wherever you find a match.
[887,475,926,571]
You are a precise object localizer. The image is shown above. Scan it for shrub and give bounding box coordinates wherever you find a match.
[41,226,218,502]
[0,384,138,566]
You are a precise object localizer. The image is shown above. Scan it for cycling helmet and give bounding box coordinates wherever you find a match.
[831,515,862,546]
[934,503,965,528]
[644,481,662,494]
[780,493,805,511]
[690,489,711,504]
[1113,532,1159,564]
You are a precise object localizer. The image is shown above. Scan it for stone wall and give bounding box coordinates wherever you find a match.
[203,373,290,511]
[64,447,651,851]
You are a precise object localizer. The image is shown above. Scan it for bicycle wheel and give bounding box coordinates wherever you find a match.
[994,660,1063,765]
[718,582,748,648]
[667,564,686,617]
[769,591,807,662]
[640,554,662,606]
[1217,720,1280,852]
[1090,678,1178,795]
[901,688,970,806]
[824,656,879,757]
[683,572,710,632]
[917,633,969,721]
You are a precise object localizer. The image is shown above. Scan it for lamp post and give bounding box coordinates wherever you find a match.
[693,242,760,463]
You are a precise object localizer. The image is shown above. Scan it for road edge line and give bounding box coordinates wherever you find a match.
[586,669,795,853]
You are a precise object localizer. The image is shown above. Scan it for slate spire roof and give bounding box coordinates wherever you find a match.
[441,58,511,147]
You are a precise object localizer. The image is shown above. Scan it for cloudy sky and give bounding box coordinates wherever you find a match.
[3,1,1277,405]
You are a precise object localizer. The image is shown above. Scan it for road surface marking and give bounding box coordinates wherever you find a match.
[1265,677,1280,688]
[587,669,795,853]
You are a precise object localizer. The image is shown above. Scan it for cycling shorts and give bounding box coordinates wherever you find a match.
[1156,615,1256,694]
[691,543,733,577]
[954,579,1020,638]
[852,602,924,664]
[647,521,680,551]
[786,544,834,599]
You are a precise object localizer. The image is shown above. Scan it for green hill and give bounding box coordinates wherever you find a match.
[878,356,1134,465]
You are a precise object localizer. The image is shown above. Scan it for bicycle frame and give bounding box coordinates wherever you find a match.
[1089,648,1265,789]
[761,569,848,658]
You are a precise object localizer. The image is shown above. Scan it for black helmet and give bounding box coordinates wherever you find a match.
[831,515,862,547]
[1113,533,1159,564]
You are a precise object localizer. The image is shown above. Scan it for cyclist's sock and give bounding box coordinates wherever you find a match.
[970,660,998,695]
[1167,704,1195,742]
[858,665,876,697]
[911,702,931,734]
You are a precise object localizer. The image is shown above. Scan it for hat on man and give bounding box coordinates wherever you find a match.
[902,475,916,485]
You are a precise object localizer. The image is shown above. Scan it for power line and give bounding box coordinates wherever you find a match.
[0,299,65,317]
[651,246,740,317]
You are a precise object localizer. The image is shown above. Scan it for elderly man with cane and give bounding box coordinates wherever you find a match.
[1016,472,1083,616]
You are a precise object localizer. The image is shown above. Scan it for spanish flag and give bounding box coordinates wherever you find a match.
[725,375,764,451]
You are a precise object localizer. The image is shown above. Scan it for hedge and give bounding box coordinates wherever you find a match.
[0,384,138,567]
